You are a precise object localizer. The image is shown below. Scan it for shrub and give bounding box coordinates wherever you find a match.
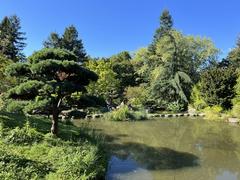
[104,105,147,121]
[190,83,207,110]
[104,105,129,121]
[125,86,148,107]
[231,102,240,118]
[203,106,223,121]
[167,101,184,113]
[4,122,43,145]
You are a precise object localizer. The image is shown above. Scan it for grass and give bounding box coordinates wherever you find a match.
[103,105,148,121]
[0,111,107,180]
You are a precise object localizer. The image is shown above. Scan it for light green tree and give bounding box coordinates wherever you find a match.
[85,59,120,99]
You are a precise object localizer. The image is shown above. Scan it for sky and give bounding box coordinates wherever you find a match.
[0,0,239,58]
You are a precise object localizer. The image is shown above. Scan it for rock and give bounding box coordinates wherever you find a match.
[85,115,92,119]
[228,118,239,123]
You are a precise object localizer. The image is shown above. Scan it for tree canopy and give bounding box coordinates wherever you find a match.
[0,15,26,62]
[43,25,86,63]
[6,48,98,134]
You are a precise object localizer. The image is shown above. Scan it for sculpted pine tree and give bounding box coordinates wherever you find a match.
[6,48,98,135]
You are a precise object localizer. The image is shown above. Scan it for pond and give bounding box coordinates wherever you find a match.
[75,117,240,180]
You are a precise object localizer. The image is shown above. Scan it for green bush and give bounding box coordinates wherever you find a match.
[231,102,240,118]
[167,101,184,113]
[190,83,207,110]
[104,105,129,121]
[4,122,43,145]
[104,105,147,121]
[203,106,223,121]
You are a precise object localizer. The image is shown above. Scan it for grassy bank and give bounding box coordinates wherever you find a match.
[0,111,107,179]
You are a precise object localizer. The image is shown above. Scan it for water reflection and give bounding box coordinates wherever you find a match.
[74,118,240,180]
[106,156,152,180]
[108,142,199,170]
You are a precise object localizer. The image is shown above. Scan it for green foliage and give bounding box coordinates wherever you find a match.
[231,71,240,118]
[28,48,77,64]
[227,37,240,68]
[0,149,52,179]
[199,64,237,109]
[203,106,223,121]
[86,59,120,99]
[5,100,29,114]
[104,106,147,121]
[125,85,149,107]
[0,55,16,93]
[5,62,30,77]
[4,122,43,145]
[190,83,207,110]
[6,48,98,134]
[149,9,173,53]
[43,25,86,62]
[105,105,130,121]
[0,112,107,179]
[167,101,184,113]
[8,80,44,100]
[231,102,240,118]
[0,15,26,61]
[46,145,105,179]
[110,51,136,94]
[134,25,218,109]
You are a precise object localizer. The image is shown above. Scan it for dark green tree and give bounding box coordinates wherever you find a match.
[149,9,173,53]
[5,48,98,135]
[110,51,136,96]
[199,61,237,109]
[0,15,26,61]
[44,25,86,62]
[227,36,240,68]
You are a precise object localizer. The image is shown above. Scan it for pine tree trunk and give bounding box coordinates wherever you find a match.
[51,109,59,135]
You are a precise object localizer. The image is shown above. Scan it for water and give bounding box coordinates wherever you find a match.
[75,118,240,180]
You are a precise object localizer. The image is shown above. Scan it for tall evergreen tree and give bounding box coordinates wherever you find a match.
[149,9,173,53]
[0,15,26,61]
[237,35,240,48]
[44,25,86,62]
[227,36,240,68]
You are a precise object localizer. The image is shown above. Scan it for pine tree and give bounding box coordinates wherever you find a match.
[6,48,98,135]
[149,9,173,53]
[0,15,26,61]
[44,25,86,62]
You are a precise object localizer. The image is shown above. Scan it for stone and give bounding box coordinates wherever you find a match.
[228,118,239,123]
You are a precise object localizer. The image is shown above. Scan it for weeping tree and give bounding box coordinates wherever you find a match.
[5,48,98,135]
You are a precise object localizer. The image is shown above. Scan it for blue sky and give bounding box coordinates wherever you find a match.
[0,0,239,58]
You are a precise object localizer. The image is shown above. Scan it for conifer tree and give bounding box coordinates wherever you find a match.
[0,15,26,61]
[6,48,98,135]
[44,25,86,62]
